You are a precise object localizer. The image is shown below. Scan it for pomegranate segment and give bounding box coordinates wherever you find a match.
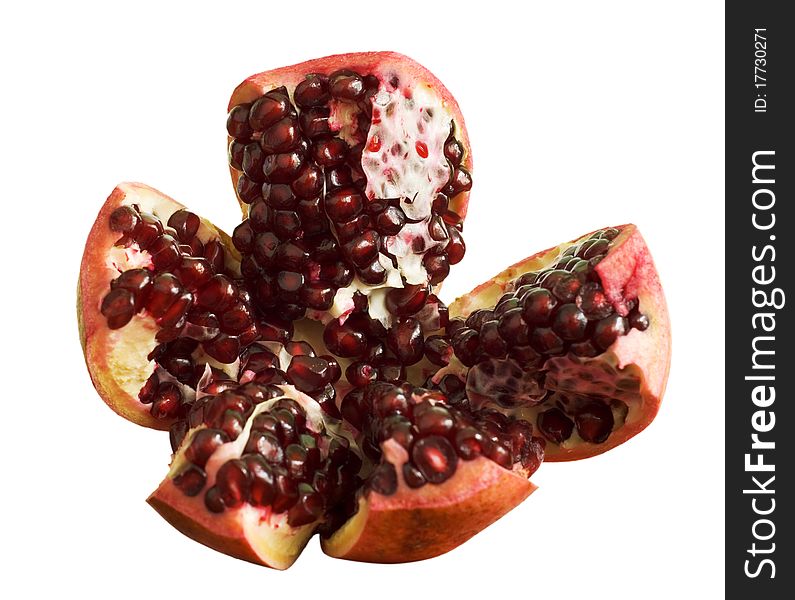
[322,442,536,563]
[149,385,357,569]
[79,183,249,429]
[226,52,472,326]
[434,224,670,461]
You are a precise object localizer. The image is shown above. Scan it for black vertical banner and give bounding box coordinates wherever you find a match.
[726,3,794,596]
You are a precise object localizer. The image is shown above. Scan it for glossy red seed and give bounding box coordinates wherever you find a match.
[323,320,367,358]
[109,206,140,233]
[386,317,424,365]
[248,94,289,130]
[101,288,135,329]
[411,436,457,484]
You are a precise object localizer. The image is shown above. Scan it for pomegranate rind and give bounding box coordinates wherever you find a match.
[147,477,314,570]
[228,51,472,221]
[321,441,535,563]
[449,225,671,461]
[78,182,238,430]
[147,386,331,569]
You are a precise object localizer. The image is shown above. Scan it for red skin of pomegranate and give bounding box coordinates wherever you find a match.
[322,440,536,563]
[228,51,472,223]
[449,224,671,461]
[78,183,238,430]
[147,478,312,569]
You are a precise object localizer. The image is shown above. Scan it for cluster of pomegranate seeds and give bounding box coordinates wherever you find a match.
[342,382,544,495]
[171,386,362,528]
[322,293,448,389]
[104,204,264,419]
[536,394,623,445]
[227,69,469,319]
[444,228,649,367]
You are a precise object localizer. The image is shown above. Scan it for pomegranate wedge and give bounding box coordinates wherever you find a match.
[421,224,670,460]
[79,183,247,429]
[226,52,472,325]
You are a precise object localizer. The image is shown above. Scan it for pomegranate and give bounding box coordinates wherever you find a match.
[321,381,542,563]
[78,52,671,569]
[425,224,671,461]
[148,384,354,569]
[226,52,471,325]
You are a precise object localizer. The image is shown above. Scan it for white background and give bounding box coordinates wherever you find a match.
[1,2,724,598]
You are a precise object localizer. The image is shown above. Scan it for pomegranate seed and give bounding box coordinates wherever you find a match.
[444,137,464,165]
[294,74,330,108]
[260,117,300,154]
[167,209,200,242]
[132,212,164,250]
[385,284,428,317]
[264,184,297,209]
[425,335,452,366]
[423,253,450,285]
[109,206,140,233]
[288,485,325,526]
[173,257,212,291]
[227,104,253,140]
[248,94,290,131]
[411,436,457,484]
[402,463,426,488]
[522,288,558,325]
[415,141,428,158]
[101,288,135,329]
[592,315,628,350]
[415,404,454,436]
[196,275,237,313]
[312,137,348,167]
[386,317,424,365]
[215,459,250,508]
[203,334,241,364]
[186,429,229,467]
[228,139,246,170]
[575,402,614,443]
[328,70,365,101]
[173,464,206,496]
[538,408,574,444]
[145,273,182,318]
[151,382,182,419]
[299,283,335,310]
[291,163,323,198]
[287,355,333,393]
[272,470,299,512]
[346,361,377,388]
[325,186,363,223]
[368,463,397,496]
[324,320,367,358]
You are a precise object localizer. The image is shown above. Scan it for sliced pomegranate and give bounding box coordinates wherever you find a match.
[321,382,541,563]
[226,52,472,326]
[79,183,253,429]
[79,51,673,569]
[423,224,671,460]
[148,384,359,569]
